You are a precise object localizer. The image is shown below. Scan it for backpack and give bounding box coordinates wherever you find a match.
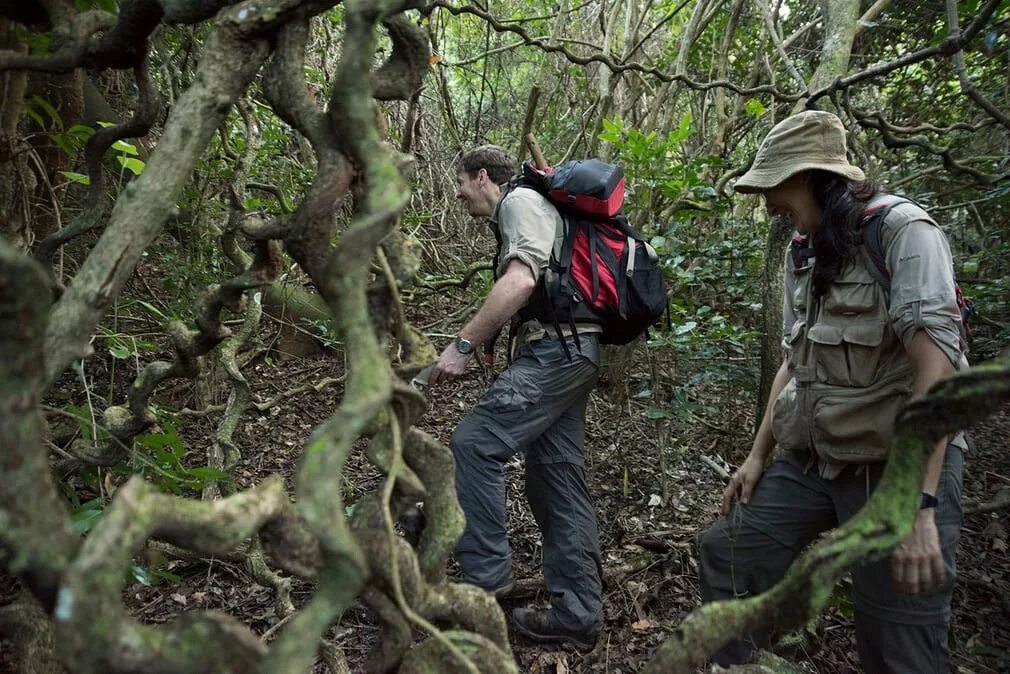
[504,159,668,352]
[859,195,974,349]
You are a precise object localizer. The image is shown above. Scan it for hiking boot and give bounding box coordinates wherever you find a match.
[489,580,514,598]
[510,608,598,652]
[451,576,514,599]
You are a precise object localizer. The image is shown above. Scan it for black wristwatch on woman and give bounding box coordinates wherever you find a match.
[920,492,939,509]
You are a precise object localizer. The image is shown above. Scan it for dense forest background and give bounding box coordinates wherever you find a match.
[1,1,1008,672]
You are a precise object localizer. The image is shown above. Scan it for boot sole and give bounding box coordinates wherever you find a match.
[510,615,597,652]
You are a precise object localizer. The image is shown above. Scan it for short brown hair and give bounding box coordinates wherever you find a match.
[457,145,517,186]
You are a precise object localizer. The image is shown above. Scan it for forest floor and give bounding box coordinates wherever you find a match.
[6,291,1008,674]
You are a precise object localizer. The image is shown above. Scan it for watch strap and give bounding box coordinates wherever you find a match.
[919,492,939,509]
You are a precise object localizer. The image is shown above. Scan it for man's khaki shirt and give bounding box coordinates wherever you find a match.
[491,186,563,281]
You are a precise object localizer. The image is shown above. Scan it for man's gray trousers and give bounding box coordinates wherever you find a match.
[699,447,963,673]
[451,334,603,634]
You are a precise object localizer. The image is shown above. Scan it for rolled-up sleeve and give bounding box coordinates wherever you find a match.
[883,209,964,367]
[495,189,560,281]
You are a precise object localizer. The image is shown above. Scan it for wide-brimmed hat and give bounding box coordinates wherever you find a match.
[733,110,865,194]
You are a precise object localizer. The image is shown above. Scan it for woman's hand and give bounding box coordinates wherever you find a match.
[891,509,946,595]
[720,453,766,515]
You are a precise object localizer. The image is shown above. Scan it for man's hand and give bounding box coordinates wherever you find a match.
[429,342,472,387]
[720,453,766,515]
[891,508,946,595]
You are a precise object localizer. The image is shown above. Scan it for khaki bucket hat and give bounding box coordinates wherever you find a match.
[734,110,865,194]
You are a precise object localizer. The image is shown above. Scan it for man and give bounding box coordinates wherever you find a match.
[698,111,966,672]
[429,144,603,651]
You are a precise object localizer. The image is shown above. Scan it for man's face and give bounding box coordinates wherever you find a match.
[456,169,493,218]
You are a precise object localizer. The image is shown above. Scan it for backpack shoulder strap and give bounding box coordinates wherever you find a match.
[860,195,913,292]
[787,232,813,273]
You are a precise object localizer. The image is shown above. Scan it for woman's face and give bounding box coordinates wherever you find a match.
[763,172,821,234]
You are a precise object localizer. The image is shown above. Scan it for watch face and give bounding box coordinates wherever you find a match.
[455,337,473,354]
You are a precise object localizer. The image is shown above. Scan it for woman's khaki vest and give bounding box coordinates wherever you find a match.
[771,243,914,465]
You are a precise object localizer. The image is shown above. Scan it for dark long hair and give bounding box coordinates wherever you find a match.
[809,170,877,297]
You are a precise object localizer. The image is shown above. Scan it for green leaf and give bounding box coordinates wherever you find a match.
[61,171,91,186]
[28,95,62,130]
[71,498,105,534]
[112,139,139,156]
[674,321,698,335]
[129,564,153,586]
[116,156,145,175]
[135,299,169,321]
[137,423,186,457]
[644,406,675,420]
[24,106,46,130]
[20,29,50,55]
[108,344,131,359]
[186,467,231,483]
[669,112,692,142]
[744,98,767,117]
[53,134,78,157]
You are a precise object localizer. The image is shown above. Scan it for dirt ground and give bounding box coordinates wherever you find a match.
[134,327,1010,673]
[5,308,1008,674]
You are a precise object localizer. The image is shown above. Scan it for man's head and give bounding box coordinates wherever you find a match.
[455,145,518,218]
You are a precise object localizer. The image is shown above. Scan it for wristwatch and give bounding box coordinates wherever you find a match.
[920,492,939,509]
[454,336,474,355]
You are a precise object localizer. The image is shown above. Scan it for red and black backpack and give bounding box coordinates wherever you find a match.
[498,159,668,355]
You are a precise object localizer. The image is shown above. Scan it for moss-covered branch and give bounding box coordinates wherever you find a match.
[53,475,308,673]
[0,241,78,609]
[643,355,1010,673]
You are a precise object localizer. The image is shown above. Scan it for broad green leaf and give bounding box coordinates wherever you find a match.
[61,171,91,185]
[117,156,146,175]
[112,139,139,156]
[71,498,105,534]
[66,124,96,141]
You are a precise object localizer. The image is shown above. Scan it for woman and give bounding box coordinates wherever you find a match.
[698,110,967,673]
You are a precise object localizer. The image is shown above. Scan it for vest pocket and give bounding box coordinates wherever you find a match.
[811,383,908,463]
[771,378,809,452]
[807,319,886,387]
[823,278,876,314]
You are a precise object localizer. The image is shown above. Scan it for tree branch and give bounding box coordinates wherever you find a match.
[642,355,1010,672]
[944,0,1010,131]
[0,241,78,612]
[427,1,802,102]
[42,3,277,387]
[806,0,1004,106]
[33,59,165,264]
